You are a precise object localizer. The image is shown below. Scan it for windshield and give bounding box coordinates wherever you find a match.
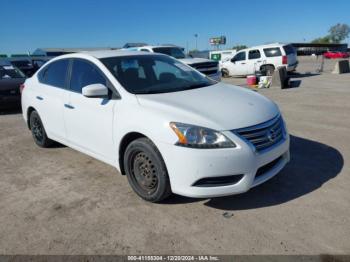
[152,47,186,59]
[101,55,215,94]
[0,65,26,79]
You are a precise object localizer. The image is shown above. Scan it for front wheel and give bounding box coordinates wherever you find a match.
[124,138,172,202]
[221,69,229,78]
[29,110,53,148]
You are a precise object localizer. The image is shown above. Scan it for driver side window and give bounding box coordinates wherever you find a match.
[232,52,246,62]
[70,59,107,93]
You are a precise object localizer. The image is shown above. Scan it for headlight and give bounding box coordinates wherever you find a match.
[169,122,236,149]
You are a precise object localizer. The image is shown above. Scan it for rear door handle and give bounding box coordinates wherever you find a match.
[64,104,75,109]
[36,96,43,101]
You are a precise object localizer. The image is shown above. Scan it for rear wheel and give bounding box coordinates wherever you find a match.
[263,65,275,76]
[29,110,53,148]
[124,138,172,202]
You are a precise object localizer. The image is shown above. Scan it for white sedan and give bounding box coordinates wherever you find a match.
[21,50,290,202]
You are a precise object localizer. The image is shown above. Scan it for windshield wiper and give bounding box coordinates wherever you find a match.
[184,82,210,90]
[134,89,159,94]
[134,81,211,95]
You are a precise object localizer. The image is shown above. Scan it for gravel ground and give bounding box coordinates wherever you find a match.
[0,57,349,255]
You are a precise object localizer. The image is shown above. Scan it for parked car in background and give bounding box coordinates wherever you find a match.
[0,60,26,109]
[323,51,350,59]
[32,47,120,57]
[209,49,237,62]
[22,50,289,202]
[8,56,51,77]
[126,45,221,81]
[221,43,298,77]
[9,57,35,77]
[30,56,52,73]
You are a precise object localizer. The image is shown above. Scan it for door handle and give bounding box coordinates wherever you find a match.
[257,60,262,62]
[64,104,75,109]
[241,63,246,65]
[36,96,43,101]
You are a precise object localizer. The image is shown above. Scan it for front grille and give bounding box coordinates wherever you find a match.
[190,62,218,76]
[233,115,285,152]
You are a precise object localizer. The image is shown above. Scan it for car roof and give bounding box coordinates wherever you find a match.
[82,50,162,58]
[238,43,290,52]
[134,45,183,49]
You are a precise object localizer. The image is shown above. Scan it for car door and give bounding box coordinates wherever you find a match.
[247,49,263,75]
[63,58,117,162]
[227,51,247,76]
[35,59,70,141]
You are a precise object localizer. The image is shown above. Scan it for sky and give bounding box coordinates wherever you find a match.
[1,0,350,55]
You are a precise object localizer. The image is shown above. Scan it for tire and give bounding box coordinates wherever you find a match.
[29,110,53,148]
[263,65,275,76]
[221,69,229,78]
[124,138,172,202]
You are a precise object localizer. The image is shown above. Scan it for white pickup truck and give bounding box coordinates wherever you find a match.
[221,43,298,77]
[126,45,221,82]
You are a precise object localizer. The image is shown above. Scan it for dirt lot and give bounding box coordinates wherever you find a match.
[0,57,349,255]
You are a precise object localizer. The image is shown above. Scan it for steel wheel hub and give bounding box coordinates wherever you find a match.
[132,152,158,191]
[32,118,43,141]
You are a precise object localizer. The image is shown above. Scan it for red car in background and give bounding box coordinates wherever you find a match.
[323,51,350,59]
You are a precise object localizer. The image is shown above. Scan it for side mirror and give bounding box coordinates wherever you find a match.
[82,83,108,98]
[231,59,236,63]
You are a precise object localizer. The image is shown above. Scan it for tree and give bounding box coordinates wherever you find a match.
[311,23,350,44]
[232,45,247,51]
[311,36,331,44]
[328,23,350,43]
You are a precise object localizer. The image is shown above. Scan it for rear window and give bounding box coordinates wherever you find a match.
[38,59,69,88]
[283,45,296,55]
[263,47,282,57]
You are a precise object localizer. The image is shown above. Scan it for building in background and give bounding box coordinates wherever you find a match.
[32,47,120,57]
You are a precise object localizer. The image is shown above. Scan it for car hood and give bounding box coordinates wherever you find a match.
[179,57,213,65]
[136,83,279,131]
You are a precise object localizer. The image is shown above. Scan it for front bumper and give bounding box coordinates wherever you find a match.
[156,131,290,198]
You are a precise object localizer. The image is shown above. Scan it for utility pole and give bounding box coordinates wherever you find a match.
[194,34,198,50]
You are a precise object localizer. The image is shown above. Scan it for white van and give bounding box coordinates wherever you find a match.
[221,43,298,77]
[209,50,237,62]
